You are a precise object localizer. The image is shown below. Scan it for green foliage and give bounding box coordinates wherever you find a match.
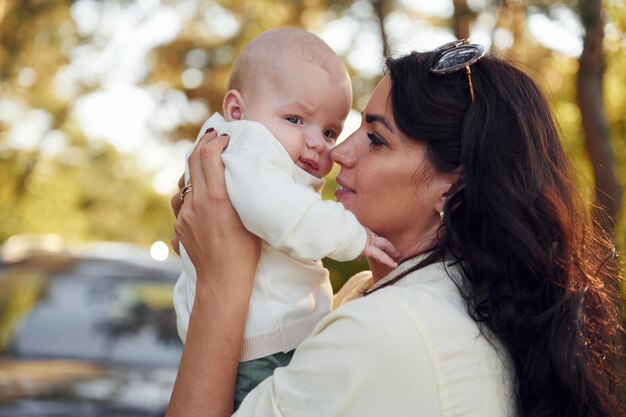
[604,6,626,248]
[1,0,624,289]
[0,145,173,246]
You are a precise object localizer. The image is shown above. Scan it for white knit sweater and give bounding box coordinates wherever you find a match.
[173,113,367,361]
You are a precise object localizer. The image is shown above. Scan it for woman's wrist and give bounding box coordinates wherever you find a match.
[194,262,255,302]
[193,276,253,314]
[167,271,251,417]
[167,130,260,417]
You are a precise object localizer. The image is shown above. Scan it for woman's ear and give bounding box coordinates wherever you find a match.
[433,187,448,219]
[223,90,245,121]
[433,168,462,216]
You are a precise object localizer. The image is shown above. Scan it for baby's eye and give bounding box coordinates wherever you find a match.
[324,130,338,143]
[286,116,303,125]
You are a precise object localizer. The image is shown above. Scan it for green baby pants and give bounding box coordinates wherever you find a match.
[234,350,295,410]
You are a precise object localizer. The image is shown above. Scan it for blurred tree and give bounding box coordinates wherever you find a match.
[0,0,176,247]
[0,0,74,199]
[452,0,474,39]
[0,144,173,244]
[1,0,624,286]
[148,0,355,141]
[577,0,622,237]
[371,0,391,56]
[604,1,626,248]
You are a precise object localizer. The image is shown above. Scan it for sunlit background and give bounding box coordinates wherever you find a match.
[1,0,624,278]
[0,1,624,414]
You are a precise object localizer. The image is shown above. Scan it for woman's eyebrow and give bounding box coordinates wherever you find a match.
[364,113,394,133]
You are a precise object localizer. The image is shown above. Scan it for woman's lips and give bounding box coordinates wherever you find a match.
[334,177,355,199]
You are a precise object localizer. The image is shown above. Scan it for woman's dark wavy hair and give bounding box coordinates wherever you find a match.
[384,50,624,417]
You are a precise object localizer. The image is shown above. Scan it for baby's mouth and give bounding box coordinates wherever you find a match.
[299,158,318,172]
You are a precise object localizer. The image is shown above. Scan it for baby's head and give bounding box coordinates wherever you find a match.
[222,28,352,178]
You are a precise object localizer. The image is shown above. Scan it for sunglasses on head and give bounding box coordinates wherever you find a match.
[428,38,485,101]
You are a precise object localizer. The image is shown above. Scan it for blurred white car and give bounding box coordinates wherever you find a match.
[0,238,183,417]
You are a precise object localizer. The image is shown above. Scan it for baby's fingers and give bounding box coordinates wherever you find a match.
[374,236,400,259]
[367,247,398,269]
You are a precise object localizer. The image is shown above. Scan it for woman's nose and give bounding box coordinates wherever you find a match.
[330,134,355,167]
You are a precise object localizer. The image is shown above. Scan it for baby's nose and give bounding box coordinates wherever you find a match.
[305,131,325,151]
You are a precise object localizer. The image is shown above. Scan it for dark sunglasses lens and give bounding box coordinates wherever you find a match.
[432,46,483,73]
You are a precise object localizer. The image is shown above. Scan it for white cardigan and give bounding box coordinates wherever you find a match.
[173,113,367,361]
[234,255,517,416]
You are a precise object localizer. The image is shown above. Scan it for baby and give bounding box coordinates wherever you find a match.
[173,28,398,408]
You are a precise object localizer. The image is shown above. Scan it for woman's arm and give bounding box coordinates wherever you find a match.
[166,130,261,417]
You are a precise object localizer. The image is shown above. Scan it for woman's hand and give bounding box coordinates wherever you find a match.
[167,129,261,417]
[170,174,185,255]
[174,129,261,289]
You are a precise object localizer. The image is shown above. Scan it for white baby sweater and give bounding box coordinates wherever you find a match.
[173,113,367,361]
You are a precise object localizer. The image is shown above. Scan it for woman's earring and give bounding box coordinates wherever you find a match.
[439,211,445,223]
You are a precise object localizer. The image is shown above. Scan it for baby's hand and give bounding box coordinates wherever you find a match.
[361,227,400,269]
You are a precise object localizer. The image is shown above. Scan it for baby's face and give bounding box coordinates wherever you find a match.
[241,60,352,178]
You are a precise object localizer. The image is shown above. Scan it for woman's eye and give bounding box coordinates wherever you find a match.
[367,132,385,146]
[286,116,303,125]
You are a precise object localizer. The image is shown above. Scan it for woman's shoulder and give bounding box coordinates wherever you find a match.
[237,263,515,417]
[325,270,474,378]
[319,262,516,417]
[334,261,501,356]
[333,260,465,316]
[330,263,471,342]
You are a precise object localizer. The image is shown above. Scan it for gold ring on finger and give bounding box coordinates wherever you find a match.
[180,184,193,202]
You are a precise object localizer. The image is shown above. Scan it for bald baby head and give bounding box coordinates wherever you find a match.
[220,28,353,178]
[227,28,349,95]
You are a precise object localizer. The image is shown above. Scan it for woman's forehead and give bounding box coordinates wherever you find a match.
[363,76,394,122]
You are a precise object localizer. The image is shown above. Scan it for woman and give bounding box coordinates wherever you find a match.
[168,41,624,417]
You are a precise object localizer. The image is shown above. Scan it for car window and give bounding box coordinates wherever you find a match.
[0,257,183,367]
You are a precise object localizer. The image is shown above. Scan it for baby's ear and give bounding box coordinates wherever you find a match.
[223,90,245,121]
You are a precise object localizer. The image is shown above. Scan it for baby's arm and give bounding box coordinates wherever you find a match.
[361,227,400,269]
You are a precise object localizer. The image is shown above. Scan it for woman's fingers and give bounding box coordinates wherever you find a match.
[169,173,186,256]
[171,128,217,256]
[171,173,185,217]
[171,236,180,256]
[199,134,231,202]
[171,191,184,255]
[187,128,218,192]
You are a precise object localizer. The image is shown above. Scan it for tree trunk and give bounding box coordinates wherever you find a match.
[452,0,472,39]
[371,0,390,58]
[576,0,622,237]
